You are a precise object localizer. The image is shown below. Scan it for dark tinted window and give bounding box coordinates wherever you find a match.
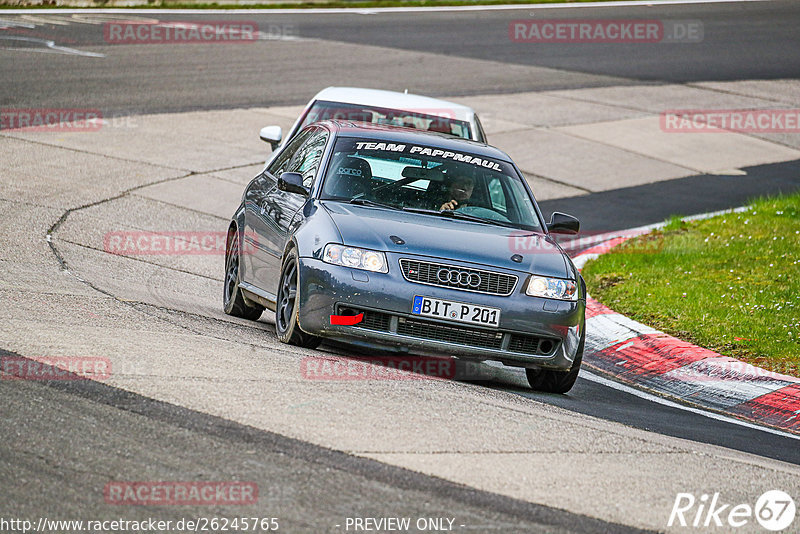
[301,101,472,140]
[286,128,328,188]
[267,127,314,178]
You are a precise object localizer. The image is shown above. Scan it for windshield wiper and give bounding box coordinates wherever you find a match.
[347,197,402,211]
[402,207,521,229]
[401,207,444,216]
[445,210,522,229]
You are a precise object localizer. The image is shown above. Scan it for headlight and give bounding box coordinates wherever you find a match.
[323,244,388,273]
[525,275,578,301]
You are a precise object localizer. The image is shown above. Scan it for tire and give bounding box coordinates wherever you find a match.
[223,226,264,321]
[526,329,585,394]
[275,248,321,349]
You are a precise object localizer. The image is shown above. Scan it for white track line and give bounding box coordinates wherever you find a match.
[0,0,768,15]
[582,370,800,441]
[0,35,105,57]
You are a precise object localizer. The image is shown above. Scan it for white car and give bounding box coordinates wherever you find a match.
[259,87,487,152]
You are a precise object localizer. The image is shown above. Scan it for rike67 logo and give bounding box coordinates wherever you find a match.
[669,490,796,531]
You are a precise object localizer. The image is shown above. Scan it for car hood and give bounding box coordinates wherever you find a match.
[320,201,570,278]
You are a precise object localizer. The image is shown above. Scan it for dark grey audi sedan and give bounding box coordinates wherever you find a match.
[224,120,586,392]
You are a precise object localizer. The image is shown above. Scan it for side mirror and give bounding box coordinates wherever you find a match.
[259,126,282,151]
[278,172,309,197]
[547,212,580,235]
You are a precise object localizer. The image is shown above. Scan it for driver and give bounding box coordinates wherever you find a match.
[438,174,474,211]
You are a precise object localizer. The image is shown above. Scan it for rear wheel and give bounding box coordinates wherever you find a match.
[223,227,264,321]
[275,248,321,349]
[526,329,584,394]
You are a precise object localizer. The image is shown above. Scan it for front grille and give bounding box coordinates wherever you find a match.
[337,306,391,332]
[397,318,504,349]
[399,259,517,296]
[508,334,558,356]
[358,310,391,332]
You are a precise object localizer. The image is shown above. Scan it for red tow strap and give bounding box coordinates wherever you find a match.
[330,313,363,326]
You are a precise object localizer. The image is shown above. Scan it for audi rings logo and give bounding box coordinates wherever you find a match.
[437,269,482,288]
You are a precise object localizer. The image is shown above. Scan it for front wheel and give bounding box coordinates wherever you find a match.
[275,248,321,349]
[526,329,584,394]
[223,227,264,321]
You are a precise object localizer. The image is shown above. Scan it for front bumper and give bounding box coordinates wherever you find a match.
[296,256,585,371]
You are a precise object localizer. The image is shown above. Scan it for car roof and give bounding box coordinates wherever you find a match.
[318,120,512,162]
[312,87,475,123]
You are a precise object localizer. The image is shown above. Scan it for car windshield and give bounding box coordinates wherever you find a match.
[320,137,543,231]
[301,100,473,140]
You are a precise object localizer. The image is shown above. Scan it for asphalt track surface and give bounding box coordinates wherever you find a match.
[1,350,646,533]
[509,373,800,465]
[2,1,800,113]
[2,1,800,531]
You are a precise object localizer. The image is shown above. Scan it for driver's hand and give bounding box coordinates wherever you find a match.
[440,199,458,211]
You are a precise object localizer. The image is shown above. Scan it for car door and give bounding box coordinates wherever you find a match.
[242,129,310,296]
[241,171,275,291]
[256,126,329,293]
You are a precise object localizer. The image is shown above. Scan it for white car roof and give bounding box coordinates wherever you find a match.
[311,87,475,122]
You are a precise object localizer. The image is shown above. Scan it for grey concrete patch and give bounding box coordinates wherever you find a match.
[549,83,794,114]
[0,136,184,209]
[0,261,94,300]
[521,172,588,202]
[693,79,800,106]
[52,239,221,313]
[454,92,646,129]
[746,131,800,151]
[491,128,693,192]
[61,194,227,238]
[475,115,529,137]
[0,199,63,265]
[558,116,800,174]
[57,196,228,282]
[134,172,244,220]
[206,163,264,186]
[262,104,306,121]
[2,108,285,173]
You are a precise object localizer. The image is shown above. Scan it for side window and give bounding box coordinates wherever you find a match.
[287,128,329,188]
[267,128,313,178]
[488,177,507,213]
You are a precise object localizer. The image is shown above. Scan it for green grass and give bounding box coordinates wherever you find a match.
[582,193,800,378]
[0,0,651,10]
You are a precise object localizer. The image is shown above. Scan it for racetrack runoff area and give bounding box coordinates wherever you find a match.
[2,78,800,531]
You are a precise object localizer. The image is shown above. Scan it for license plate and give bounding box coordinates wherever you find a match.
[412,296,500,327]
